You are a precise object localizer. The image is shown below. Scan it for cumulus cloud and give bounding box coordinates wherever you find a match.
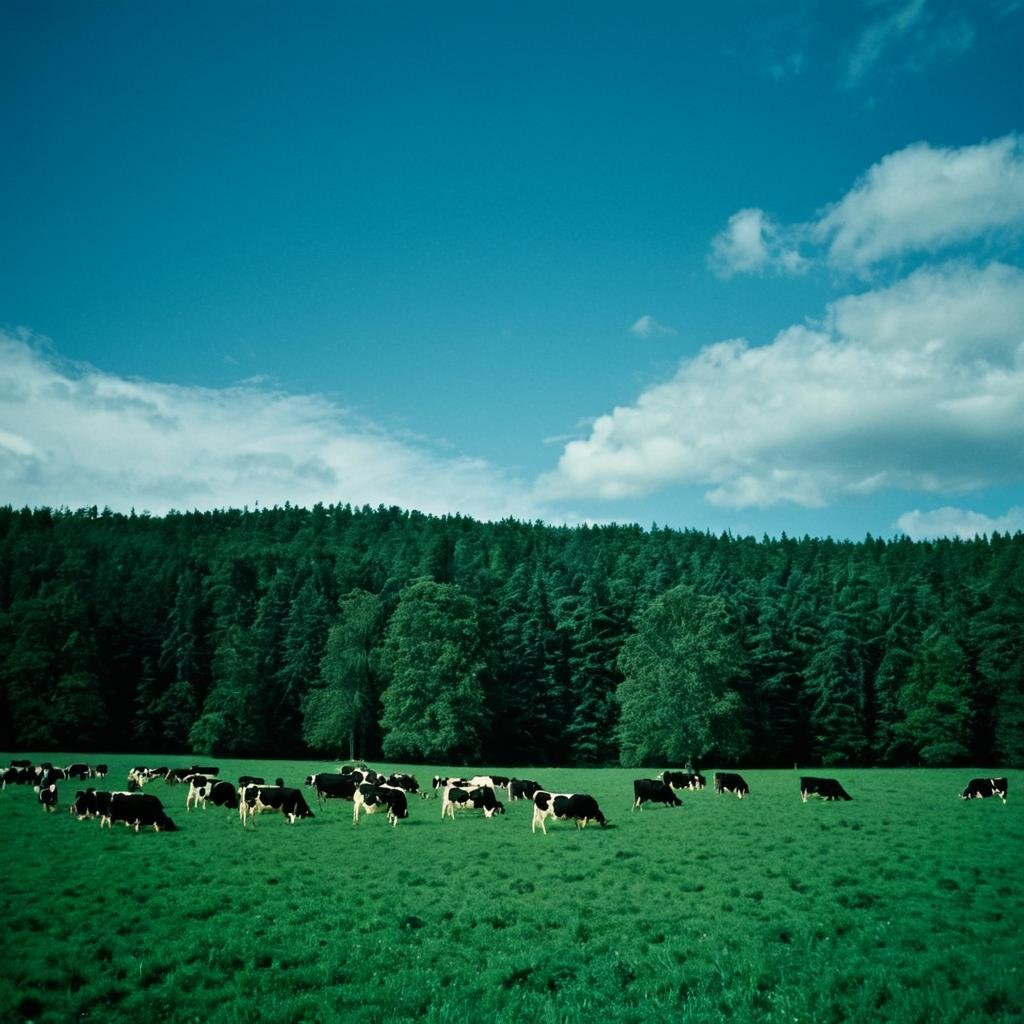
[0,333,543,521]
[896,506,1024,540]
[709,208,808,278]
[537,261,1024,510]
[711,135,1024,276]
[816,135,1024,270]
[629,315,677,338]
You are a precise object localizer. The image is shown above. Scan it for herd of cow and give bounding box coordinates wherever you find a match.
[1,759,1010,835]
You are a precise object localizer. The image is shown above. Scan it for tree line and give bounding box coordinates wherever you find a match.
[0,503,1020,768]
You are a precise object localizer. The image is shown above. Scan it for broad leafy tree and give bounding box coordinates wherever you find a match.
[616,585,745,767]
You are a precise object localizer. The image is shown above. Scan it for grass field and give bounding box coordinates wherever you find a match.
[0,756,1020,1024]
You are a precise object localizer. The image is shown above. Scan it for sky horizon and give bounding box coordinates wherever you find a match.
[2,2,1023,542]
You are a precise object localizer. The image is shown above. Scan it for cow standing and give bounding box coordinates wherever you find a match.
[800,777,853,802]
[531,791,607,834]
[714,772,750,798]
[960,777,1008,803]
[633,779,682,810]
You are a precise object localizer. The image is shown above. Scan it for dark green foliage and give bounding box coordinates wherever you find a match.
[0,503,1021,765]
[616,585,744,766]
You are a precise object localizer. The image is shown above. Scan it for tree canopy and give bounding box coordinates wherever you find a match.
[0,503,1020,766]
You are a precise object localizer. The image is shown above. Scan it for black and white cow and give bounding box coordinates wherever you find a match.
[189,765,220,778]
[633,778,683,810]
[239,784,315,827]
[714,772,750,798]
[386,773,424,798]
[107,792,177,832]
[960,777,1008,803]
[186,776,239,811]
[431,775,470,795]
[71,788,98,819]
[352,783,409,826]
[661,771,706,791]
[305,772,359,806]
[37,783,58,812]
[237,775,265,788]
[506,778,542,802]
[800,777,853,802]
[440,783,505,820]
[65,762,90,781]
[531,791,607,834]
[91,764,108,779]
[1,766,33,788]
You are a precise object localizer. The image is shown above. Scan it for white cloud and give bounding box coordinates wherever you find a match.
[816,135,1024,270]
[0,333,543,522]
[896,506,1024,540]
[537,261,1024,510]
[842,0,974,89]
[711,135,1024,276]
[629,315,677,338]
[709,208,808,278]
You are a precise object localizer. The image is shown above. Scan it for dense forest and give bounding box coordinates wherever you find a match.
[0,503,1021,768]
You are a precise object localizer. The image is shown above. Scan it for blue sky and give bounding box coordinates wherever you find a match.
[2,1,1023,539]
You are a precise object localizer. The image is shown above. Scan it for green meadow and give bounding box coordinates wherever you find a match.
[0,758,1020,1024]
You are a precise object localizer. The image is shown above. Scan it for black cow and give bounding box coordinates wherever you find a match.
[661,771,706,791]
[108,792,177,832]
[238,775,265,788]
[37,783,58,812]
[960,777,1008,803]
[91,764,108,779]
[352,783,409,826]
[239,785,314,827]
[714,772,750,798]
[800,777,853,802]
[441,784,505,820]
[9,759,32,768]
[531,791,607,834]
[65,763,90,781]
[633,778,683,810]
[507,778,543,801]
[189,765,220,777]
[305,772,358,806]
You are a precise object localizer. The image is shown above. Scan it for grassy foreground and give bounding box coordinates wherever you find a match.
[0,757,1020,1024]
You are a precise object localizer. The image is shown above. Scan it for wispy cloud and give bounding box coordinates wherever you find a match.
[629,315,677,338]
[841,0,974,89]
[896,506,1024,540]
[0,333,544,522]
[537,262,1024,510]
[710,134,1024,276]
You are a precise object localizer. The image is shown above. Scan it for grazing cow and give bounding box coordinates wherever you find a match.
[9,759,32,768]
[37,765,66,787]
[165,768,195,785]
[239,785,314,827]
[189,765,220,777]
[37,783,58,812]
[91,764,108,779]
[800,777,853,802]
[65,763,90,781]
[507,778,543,802]
[431,775,470,796]
[531,791,607,834]
[1,766,33,788]
[385,773,424,798]
[633,778,683,810]
[237,775,264,788]
[714,772,750,798]
[71,788,100,819]
[960,777,1008,803]
[352,783,409,826]
[338,766,383,786]
[441,784,505,820]
[661,771,706,791]
[305,772,359,807]
[185,776,238,811]
[108,792,177,832]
